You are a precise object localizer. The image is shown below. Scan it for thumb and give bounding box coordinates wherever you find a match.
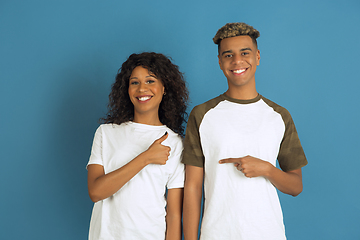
[155,131,168,143]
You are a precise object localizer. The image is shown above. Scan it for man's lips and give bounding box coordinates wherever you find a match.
[231,68,247,74]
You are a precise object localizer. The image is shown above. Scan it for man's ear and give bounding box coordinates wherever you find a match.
[218,55,223,70]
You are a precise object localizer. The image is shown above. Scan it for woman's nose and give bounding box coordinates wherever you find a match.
[138,82,148,92]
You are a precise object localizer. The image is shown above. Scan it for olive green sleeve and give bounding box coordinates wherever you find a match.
[182,95,225,167]
[262,97,308,171]
[182,106,205,167]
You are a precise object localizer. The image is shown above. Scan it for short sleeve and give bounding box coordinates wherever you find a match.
[86,126,104,169]
[182,106,205,167]
[167,156,185,189]
[277,111,308,171]
[167,140,185,189]
[261,96,308,172]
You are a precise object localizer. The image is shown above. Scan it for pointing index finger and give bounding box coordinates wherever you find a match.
[219,158,240,164]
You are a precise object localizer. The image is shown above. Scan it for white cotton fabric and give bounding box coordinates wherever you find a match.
[199,99,286,240]
[87,122,184,240]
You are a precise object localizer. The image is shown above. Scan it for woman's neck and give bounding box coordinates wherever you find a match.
[132,113,162,126]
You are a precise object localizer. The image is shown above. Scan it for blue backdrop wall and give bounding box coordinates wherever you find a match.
[1,0,359,239]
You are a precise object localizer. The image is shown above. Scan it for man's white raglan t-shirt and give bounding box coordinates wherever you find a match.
[87,122,185,240]
[183,94,307,240]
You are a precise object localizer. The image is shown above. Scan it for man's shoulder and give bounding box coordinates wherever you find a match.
[260,96,292,122]
[191,94,226,116]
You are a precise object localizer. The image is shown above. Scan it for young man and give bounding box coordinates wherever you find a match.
[182,22,308,240]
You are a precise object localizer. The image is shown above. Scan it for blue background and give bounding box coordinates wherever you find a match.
[1,0,359,239]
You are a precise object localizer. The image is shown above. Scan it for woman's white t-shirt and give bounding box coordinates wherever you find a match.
[87,122,185,240]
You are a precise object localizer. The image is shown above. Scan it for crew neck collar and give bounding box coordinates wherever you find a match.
[128,121,166,129]
[221,93,262,104]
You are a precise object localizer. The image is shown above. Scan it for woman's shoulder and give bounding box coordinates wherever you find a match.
[164,127,183,149]
[98,122,130,129]
[93,123,130,136]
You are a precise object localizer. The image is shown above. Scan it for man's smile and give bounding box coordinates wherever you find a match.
[231,68,247,74]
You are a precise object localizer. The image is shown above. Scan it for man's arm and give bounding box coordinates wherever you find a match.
[266,165,302,196]
[219,156,303,196]
[183,165,204,240]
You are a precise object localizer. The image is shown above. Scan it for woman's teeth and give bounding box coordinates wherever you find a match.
[138,96,151,101]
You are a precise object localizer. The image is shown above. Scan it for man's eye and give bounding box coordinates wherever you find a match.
[225,54,232,58]
[242,52,249,55]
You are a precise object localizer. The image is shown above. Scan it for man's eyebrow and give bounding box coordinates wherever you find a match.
[221,48,253,56]
[221,50,233,56]
[240,47,252,51]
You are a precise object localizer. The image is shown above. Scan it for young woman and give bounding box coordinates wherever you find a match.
[87,52,188,240]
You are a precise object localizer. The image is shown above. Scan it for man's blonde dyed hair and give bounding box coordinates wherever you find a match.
[213,22,260,47]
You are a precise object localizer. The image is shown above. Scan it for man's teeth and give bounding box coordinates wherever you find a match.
[138,96,151,101]
[233,69,246,74]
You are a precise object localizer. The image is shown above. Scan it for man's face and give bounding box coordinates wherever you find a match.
[218,35,260,90]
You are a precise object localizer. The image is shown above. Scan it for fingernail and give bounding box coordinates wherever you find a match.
[164,131,168,135]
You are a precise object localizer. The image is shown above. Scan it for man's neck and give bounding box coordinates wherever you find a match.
[225,87,258,100]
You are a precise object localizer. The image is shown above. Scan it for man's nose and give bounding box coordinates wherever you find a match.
[232,54,242,64]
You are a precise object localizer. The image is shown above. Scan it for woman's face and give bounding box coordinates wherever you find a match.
[128,66,165,120]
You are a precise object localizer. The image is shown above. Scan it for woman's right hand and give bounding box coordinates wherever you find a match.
[88,132,171,202]
[142,132,171,165]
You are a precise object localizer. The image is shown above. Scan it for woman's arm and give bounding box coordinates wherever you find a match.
[87,133,170,202]
[165,188,184,240]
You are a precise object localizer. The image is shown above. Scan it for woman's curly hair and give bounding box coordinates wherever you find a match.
[101,52,189,136]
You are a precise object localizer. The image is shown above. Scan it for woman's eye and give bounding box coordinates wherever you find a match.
[130,81,139,85]
[146,79,155,84]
